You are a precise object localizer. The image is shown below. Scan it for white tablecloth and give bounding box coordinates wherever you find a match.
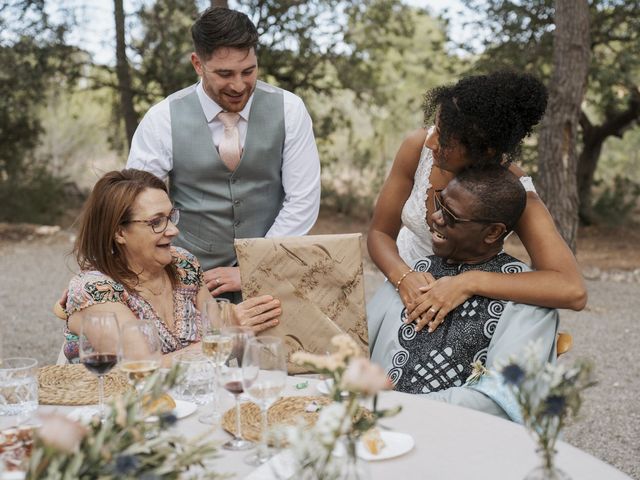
[2,376,631,479]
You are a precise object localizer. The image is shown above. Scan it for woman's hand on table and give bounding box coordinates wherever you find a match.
[406,273,473,333]
[234,295,281,333]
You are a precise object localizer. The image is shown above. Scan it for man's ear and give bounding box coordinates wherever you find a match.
[191,52,203,76]
[483,223,507,245]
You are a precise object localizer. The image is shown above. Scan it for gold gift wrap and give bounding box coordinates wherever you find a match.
[235,233,369,373]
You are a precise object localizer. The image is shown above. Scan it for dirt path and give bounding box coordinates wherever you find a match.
[1,219,639,478]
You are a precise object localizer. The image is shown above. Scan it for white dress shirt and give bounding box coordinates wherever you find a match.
[127,81,321,237]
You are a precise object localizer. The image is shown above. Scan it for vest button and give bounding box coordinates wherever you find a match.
[234,221,241,227]
[234,200,241,205]
[231,178,237,184]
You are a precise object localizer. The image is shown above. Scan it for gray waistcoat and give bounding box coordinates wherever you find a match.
[169,84,285,271]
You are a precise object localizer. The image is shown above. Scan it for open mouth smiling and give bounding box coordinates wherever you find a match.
[432,228,447,241]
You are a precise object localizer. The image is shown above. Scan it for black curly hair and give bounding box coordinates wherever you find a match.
[423,71,548,167]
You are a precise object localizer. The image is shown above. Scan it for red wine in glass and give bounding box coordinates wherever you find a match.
[224,380,244,396]
[82,354,118,376]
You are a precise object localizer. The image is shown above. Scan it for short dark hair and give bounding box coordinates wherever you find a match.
[453,165,527,232]
[191,7,259,59]
[423,71,548,167]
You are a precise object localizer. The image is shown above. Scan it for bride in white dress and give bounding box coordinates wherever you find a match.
[367,71,586,335]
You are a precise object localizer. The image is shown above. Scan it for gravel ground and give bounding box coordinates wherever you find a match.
[1,232,638,479]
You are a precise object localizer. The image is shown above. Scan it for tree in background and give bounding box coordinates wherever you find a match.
[536,0,590,251]
[314,2,461,215]
[460,0,640,225]
[0,1,80,222]
[114,0,138,147]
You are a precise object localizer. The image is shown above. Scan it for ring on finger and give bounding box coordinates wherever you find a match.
[429,307,438,314]
[215,278,221,286]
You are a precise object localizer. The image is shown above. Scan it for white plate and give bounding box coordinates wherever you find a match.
[67,405,101,423]
[68,399,197,423]
[316,378,333,395]
[357,431,414,461]
[146,399,197,422]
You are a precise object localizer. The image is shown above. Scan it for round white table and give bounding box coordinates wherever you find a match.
[2,376,632,479]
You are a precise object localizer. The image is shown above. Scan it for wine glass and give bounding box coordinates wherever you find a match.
[79,312,120,419]
[119,320,162,392]
[218,326,255,450]
[199,298,234,424]
[242,336,287,465]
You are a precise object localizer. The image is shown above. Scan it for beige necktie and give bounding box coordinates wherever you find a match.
[218,112,242,171]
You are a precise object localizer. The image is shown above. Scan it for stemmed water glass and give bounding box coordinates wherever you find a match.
[242,336,287,465]
[199,298,234,424]
[119,320,162,392]
[79,312,120,419]
[218,326,255,450]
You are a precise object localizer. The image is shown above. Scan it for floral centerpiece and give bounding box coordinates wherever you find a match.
[27,366,224,479]
[500,340,596,480]
[285,335,400,479]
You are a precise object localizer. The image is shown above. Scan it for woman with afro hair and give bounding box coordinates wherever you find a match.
[367,71,587,332]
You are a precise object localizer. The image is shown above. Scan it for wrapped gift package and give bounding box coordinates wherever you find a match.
[235,234,369,373]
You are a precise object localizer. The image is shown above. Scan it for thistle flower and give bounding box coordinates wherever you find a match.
[502,363,525,386]
[113,454,140,474]
[543,395,567,416]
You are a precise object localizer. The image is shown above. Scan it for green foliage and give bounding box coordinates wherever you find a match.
[133,0,200,101]
[27,365,222,479]
[0,165,68,224]
[592,175,640,224]
[458,0,640,218]
[0,1,82,223]
[311,3,463,215]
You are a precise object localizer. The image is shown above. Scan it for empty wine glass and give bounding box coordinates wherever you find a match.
[242,336,287,465]
[119,320,162,392]
[218,326,255,450]
[199,298,234,425]
[79,312,120,419]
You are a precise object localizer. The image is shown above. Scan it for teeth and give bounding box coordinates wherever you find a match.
[434,231,446,240]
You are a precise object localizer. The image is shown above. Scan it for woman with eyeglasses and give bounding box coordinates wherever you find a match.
[62,169,280,364]
[368,71,587,333]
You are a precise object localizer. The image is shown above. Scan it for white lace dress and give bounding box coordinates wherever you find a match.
[396,146,537,266]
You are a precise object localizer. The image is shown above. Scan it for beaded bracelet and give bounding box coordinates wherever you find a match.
[395,268,414,292]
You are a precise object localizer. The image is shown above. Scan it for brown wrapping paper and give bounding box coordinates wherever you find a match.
[235,234,369,373]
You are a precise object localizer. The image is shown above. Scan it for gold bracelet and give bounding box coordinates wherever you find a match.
[395,269,414,292]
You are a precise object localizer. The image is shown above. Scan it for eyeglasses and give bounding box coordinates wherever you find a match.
[123,208,180,233]
[433,190,493,227]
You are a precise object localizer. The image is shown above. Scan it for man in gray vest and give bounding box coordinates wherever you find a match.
[127,7,321,302]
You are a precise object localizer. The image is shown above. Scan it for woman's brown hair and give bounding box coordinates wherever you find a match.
[74,169,178,292]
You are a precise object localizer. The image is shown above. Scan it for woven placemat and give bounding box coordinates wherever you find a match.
[222,395,332,443]
[38,365,131,405]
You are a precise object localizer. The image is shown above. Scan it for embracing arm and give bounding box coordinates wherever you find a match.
[408,191,587,332]
[479,191,587,309]
[367,128,434,306]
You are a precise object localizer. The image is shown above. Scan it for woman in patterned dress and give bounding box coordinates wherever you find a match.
[63,169,281,363]
[368,71,587,333]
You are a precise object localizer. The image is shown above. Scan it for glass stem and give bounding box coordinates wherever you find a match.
[235,395,242,440]
[98,375,105,418]
[212,364,219,416]
[260,406,268,460]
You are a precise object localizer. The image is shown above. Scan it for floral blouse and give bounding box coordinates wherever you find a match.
[63,247,204,363]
